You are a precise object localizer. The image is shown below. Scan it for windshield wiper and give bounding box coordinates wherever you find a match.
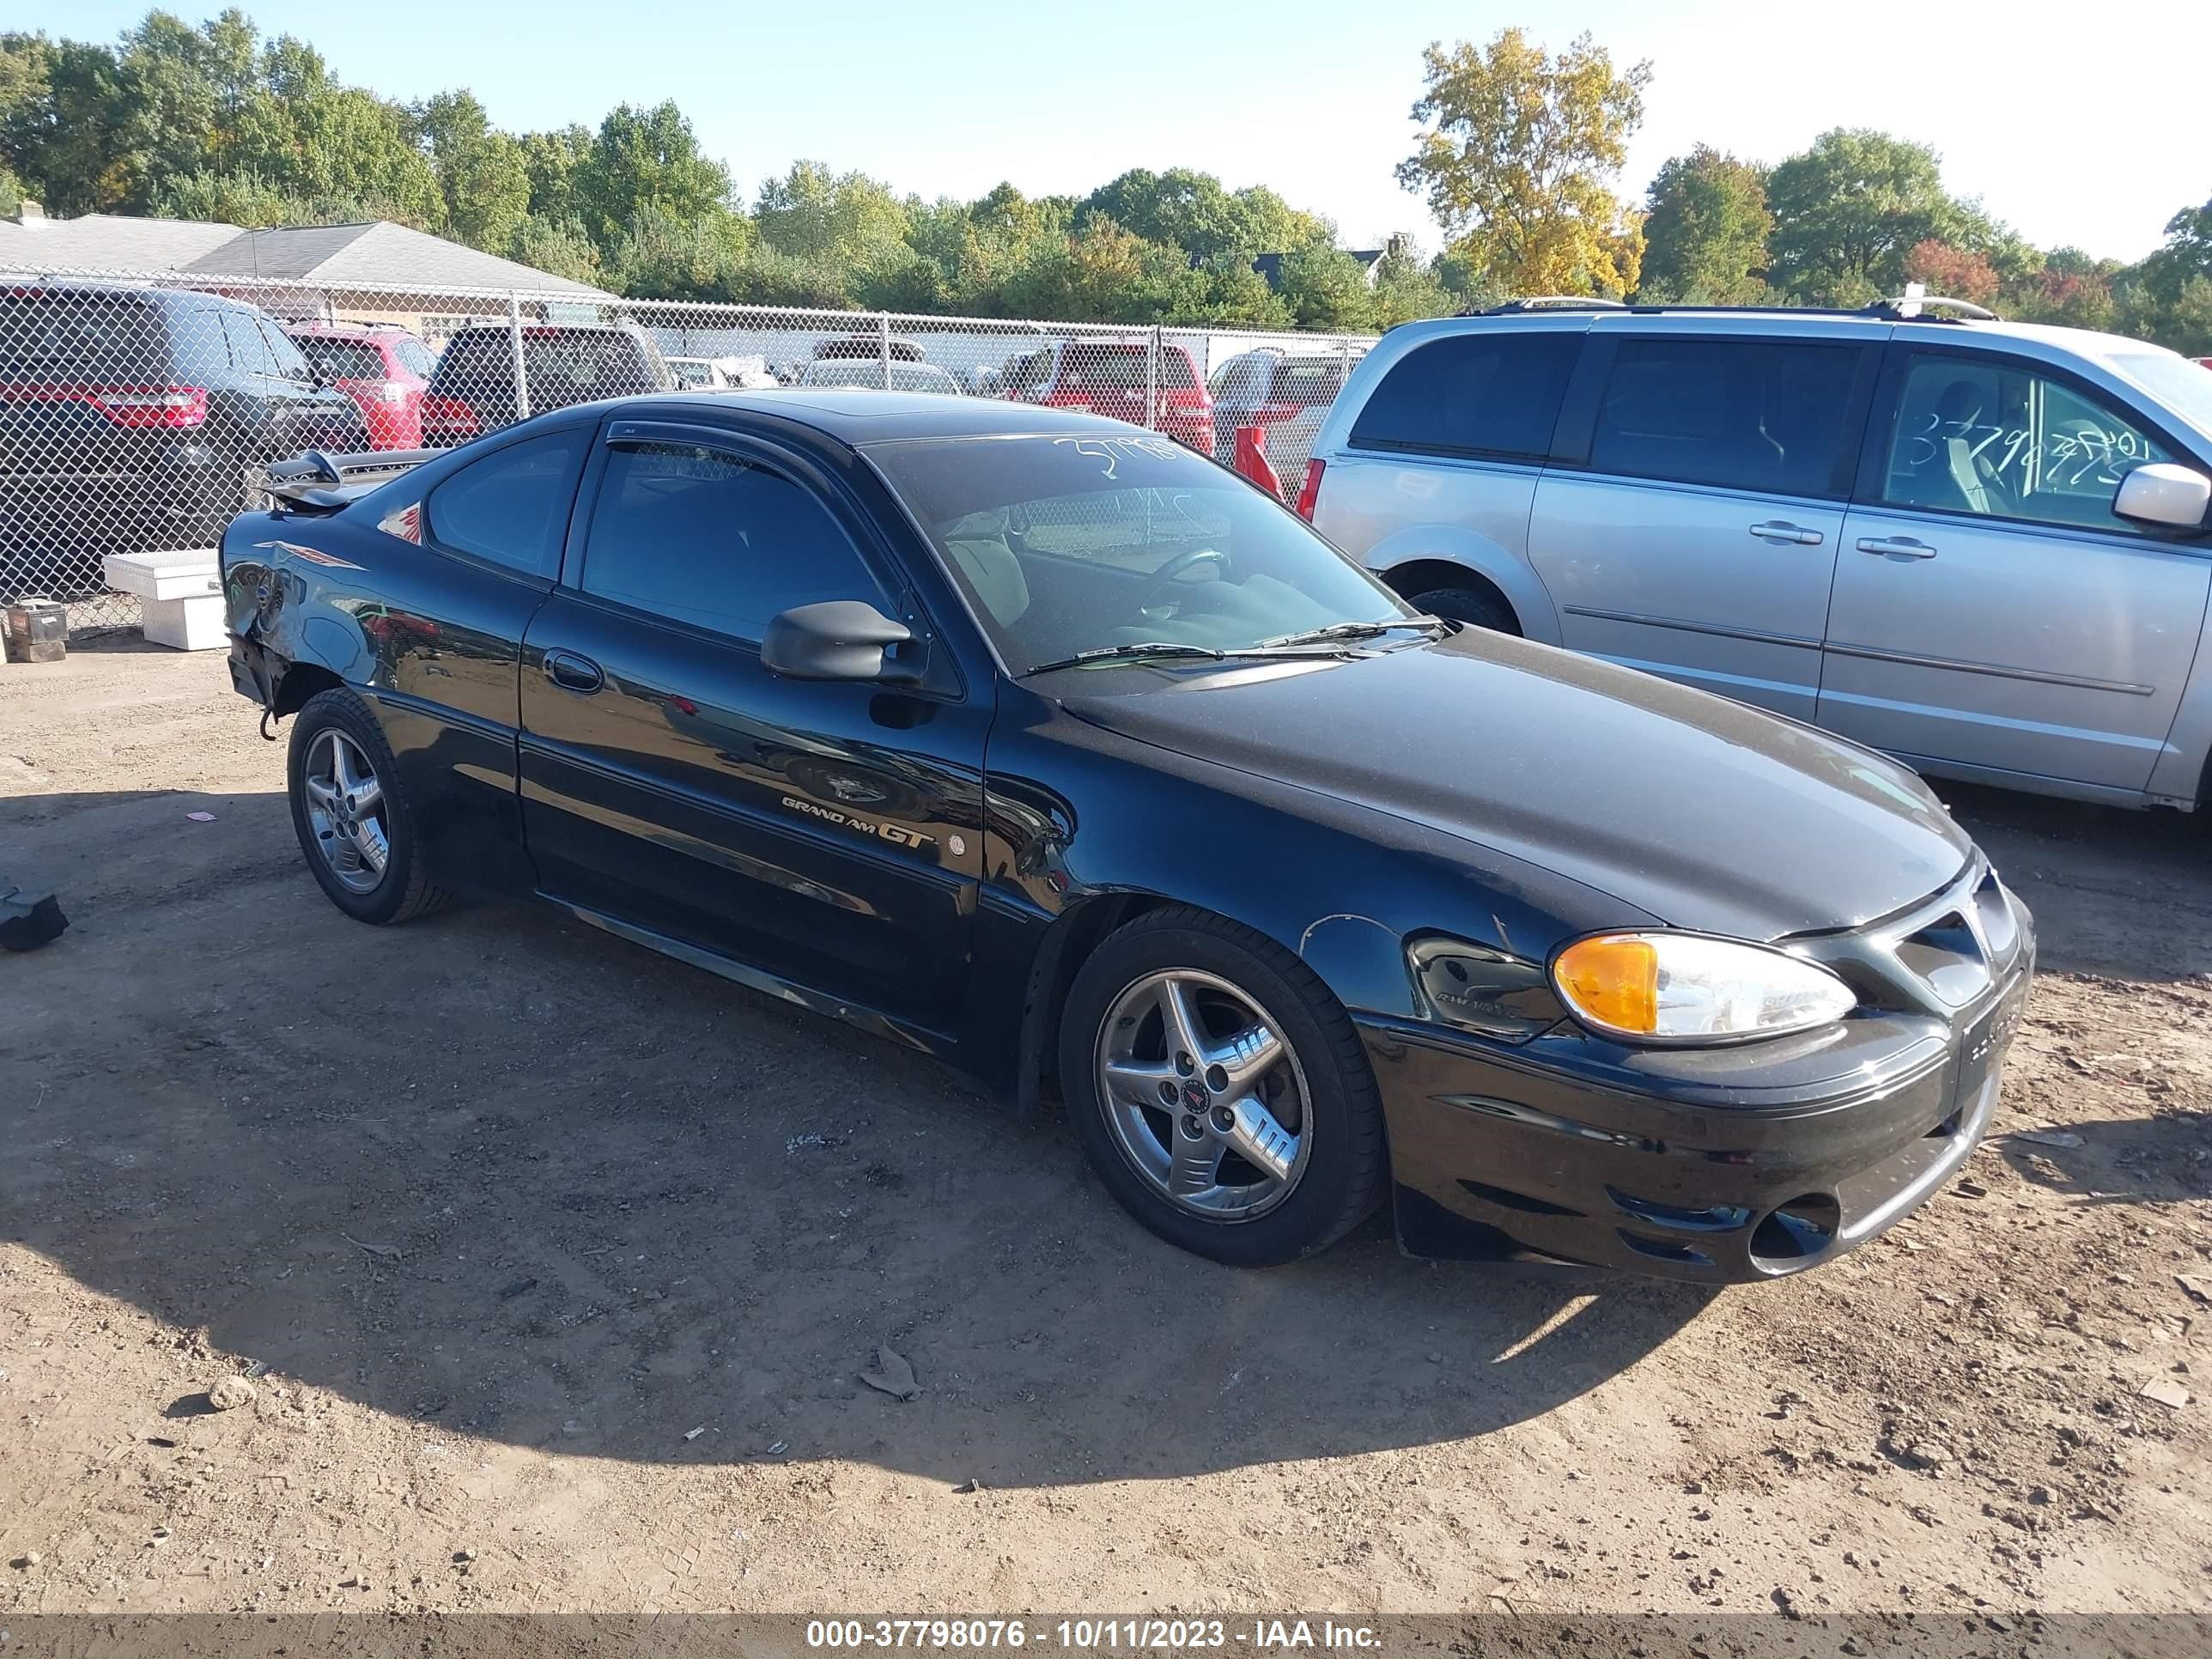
[1257,616,1449,649]
[1018,640,1361,678]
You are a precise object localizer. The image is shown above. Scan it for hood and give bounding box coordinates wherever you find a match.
[1057,630,1972,942]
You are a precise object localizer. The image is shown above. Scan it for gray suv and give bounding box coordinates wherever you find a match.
[1303,299,2212,812]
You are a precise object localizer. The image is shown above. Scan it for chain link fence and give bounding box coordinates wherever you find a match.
[0,264,1374,634]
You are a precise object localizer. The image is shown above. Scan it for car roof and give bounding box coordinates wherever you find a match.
[288,320,405,337]
[607,387,1158,443]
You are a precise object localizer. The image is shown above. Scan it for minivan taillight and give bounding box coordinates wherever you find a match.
[88,386,209,428]
[1295,459,1325,521]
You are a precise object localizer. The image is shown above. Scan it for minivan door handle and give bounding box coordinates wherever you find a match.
[1855,536,1939,561]
[1748,520,1824,545]
[541,648,605,693]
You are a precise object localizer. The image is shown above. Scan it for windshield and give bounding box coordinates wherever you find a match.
[2111,352,2212,442]
[867,433,1413,675]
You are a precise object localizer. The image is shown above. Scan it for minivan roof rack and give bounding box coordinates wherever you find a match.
[1455,295,1999,325]
[1861,295,2000,322]
[1474,296,1629,315]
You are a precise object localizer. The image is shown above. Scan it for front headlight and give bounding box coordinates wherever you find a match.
[1551,933,1856,1045]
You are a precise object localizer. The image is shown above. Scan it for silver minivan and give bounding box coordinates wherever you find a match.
[1302,301,2212,811]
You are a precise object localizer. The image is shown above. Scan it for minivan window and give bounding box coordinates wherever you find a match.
[220,310,277,377]
[1588,338,1859,498]
[580,441,890,640]
[0,291,173,380]
[259,319,313,381]
[1348,331,1577,461]
[1879,353,2172,532]
[424,429,583,576]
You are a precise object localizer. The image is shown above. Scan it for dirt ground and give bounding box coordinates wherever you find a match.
[2,643,2208,1622]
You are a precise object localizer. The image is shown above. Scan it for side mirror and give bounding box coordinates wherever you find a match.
[761,600,916,683]
[2114,462,2211,530]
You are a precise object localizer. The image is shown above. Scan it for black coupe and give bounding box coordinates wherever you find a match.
[221,391,2033,1279]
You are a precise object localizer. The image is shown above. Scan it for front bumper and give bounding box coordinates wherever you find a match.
[1366,865,2035,1283]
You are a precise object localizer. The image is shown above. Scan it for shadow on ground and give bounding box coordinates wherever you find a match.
[4,784,1714,1488]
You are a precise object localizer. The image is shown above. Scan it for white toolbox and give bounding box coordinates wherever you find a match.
[100,550,227,651]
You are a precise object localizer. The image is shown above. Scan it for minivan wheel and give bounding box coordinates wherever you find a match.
[287,687,452,925]
[1059,906,1388,1267]
[1407,585,1520,635]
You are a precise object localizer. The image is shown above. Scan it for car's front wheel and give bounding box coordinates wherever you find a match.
[1059,907,1388,1266]
[287,687,451,925]
[1407,584,1521,635]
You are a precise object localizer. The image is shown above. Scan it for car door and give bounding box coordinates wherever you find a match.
[517,416,988,1035]
[1528,325,1875,720]
[1820,345,2212,793]
[292,422,589,895]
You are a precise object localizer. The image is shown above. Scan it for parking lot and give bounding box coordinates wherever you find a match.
[2,644,2209,1618]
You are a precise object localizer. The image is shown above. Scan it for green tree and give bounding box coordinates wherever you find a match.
[1273,241,1376,331]
[571,100,729,248]
[1763,129,1983,304]
[507,211,601,285]
[753,161,910,270]
[415,90,529,252]
[1638,146,1771,302]
[1079,168,1324,267]
[1369,237,1457,325]
[1396,28,1651,298]
[152,166,368,228]
[518,124,590,224]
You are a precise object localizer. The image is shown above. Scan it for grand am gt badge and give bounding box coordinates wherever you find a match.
[780,794,935,851]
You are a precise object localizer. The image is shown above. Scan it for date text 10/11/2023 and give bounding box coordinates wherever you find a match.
[804,1620,1383,1650]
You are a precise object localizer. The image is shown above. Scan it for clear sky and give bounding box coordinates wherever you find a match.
[25,0,2212,263]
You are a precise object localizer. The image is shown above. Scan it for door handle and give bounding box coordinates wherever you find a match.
[541,648,605,693]
[1855,536,1938,560]
[1748,520,1825,545]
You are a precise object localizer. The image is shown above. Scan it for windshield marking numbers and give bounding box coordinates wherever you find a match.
[1051,434,1187,478]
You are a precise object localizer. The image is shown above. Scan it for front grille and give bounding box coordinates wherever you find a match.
[1792,858,2025,1019]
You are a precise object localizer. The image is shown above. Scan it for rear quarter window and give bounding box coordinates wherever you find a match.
[0,292,177,382]
[1350,331,1579,461]
[423,428,586,578]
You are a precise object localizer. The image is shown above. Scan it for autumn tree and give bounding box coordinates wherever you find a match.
[1396,28,1651,298]
[1901,239,2001,306]
[1638,146,1771,302]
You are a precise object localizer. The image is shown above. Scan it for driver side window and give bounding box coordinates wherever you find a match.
[1879,354,2171,533]
[579,441,891,641]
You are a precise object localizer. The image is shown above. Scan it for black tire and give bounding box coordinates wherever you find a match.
[1407,584,1521,635]
[286,686,453,926]
[1058,905,1389,1267]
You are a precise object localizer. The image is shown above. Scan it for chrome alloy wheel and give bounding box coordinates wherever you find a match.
[1093,968,1313,1221]
[301,728,389,895]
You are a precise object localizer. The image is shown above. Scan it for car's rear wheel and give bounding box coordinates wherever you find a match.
[1059,907,1388,1266]
[288,687,451,925]
[1407,584,1521,635]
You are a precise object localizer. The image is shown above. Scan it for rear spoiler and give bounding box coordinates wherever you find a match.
[253,448,440,514]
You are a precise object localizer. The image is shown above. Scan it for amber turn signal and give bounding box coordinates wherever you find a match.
[1553,935,1662,1036]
